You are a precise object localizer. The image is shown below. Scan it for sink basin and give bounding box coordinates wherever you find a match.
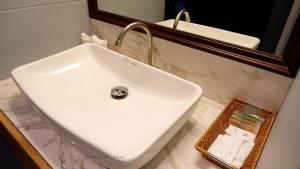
[12,43,202,169]
[156,19,260,49]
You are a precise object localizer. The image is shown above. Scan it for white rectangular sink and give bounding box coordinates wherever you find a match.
[12,43,203,169]
[156,19,260,49]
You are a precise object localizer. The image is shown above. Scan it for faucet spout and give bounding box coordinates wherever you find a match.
[173,9,191,29]
[115,22,153,66]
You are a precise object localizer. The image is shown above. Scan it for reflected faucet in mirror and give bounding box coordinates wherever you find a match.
[115,22,156,67]
[173,9,191,29]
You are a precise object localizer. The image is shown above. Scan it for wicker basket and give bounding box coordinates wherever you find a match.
[195,99,276,169]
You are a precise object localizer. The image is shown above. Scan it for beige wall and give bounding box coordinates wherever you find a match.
[257,68,300,169]
[90,19,293,111]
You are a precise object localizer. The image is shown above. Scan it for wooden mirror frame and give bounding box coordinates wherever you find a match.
[88,0,300,77]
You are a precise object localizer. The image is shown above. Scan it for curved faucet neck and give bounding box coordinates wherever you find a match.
[115,22,153,66]
[173,9,191,29]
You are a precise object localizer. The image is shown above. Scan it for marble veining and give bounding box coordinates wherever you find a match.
[0,78,224,169]
[90,19,292,111]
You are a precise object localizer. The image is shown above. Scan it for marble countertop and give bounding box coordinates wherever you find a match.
[0,77,224,169]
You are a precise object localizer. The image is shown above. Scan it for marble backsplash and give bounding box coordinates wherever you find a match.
[90,19,292,111]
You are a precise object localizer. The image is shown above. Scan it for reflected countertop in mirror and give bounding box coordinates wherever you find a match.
[156,19,261,49]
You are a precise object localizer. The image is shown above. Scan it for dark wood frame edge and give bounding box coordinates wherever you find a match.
[88,0,300,77]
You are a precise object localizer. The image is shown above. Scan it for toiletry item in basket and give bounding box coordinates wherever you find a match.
[208,125,256,168]
[225,125,256,142]
[232,140,255,168]
[208,134,243,167]
[229,110,265,134]
[226,125,256,168]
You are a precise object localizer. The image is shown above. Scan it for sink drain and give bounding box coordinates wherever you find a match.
[111,86,128,100]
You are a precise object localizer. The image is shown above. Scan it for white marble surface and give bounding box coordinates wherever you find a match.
[0,77,224,169]
[90,19,292,111]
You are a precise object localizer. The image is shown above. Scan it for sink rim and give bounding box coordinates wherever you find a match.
[12,43,203,168]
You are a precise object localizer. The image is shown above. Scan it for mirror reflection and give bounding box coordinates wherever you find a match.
[97,0,296,56]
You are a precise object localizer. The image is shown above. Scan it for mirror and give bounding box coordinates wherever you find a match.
[89,0,300,77]
[97,0,296,56]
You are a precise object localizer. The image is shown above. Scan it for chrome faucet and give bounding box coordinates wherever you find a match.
[173,9,191,29]
[115,22,154,67]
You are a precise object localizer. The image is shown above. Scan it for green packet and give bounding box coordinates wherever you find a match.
[232,110,265,124]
